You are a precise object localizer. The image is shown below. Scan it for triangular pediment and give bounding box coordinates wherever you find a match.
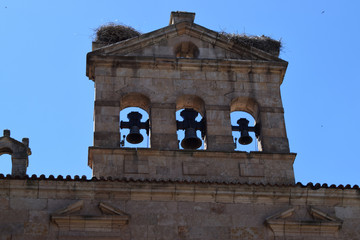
[51,200,130,232]
[88,21,284,62]
[265,206,342,237]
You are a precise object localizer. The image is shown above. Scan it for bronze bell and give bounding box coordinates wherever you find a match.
[181,127,202,149]
[126,125,144,144]
[239,129,253,145]
[176,109,206,150]
[232,118,257,146]
[120,111,149,145]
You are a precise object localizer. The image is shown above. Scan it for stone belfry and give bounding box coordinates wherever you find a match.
[1,11,359,240]
[86,11,295,184]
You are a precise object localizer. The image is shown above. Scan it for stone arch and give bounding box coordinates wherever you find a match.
[120,92,151,113]
[0,147,13,155]
[176,95,205,117]
[174,41,199,58]
[0,130,30,177]
[230,96,260,122]
[119,93,151,148]
[176,95,207,150]
[230,97,261,151]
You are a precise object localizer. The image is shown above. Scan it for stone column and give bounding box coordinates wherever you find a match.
[150,103,178,150]
[93,100,121,147]
[258,107,290,153]
[205,106,234,151]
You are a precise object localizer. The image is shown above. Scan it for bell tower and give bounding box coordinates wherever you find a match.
[86,11,296,184]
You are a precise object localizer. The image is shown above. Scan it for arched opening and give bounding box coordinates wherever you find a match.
[231,111,258,152]
[174,41,199,58]
[230,97,261,152]
[0,148,13,175]
[119,93,151,148]
[176,95,206,150]
[120,107,150,148]
[176,108,205,150]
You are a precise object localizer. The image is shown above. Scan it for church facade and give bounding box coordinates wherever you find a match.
[0,12,359,239]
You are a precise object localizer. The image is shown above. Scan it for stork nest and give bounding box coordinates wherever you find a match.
[219,32,282,56]
[94,23,141,45]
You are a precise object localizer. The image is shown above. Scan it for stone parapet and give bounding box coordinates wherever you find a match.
[88,147,296,184]
[0,178,359,239]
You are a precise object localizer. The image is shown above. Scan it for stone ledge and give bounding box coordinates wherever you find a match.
[89,147,296,162]
[1,179,359,206]
[51,215,129,232]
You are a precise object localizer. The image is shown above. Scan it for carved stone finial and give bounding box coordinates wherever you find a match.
[169,11,195,25]
[22,138,29,147]
[0,130,30,177]
[3,129,10,137]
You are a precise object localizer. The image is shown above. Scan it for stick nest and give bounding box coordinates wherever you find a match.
[95,23,141,45]
[219,32,281,56]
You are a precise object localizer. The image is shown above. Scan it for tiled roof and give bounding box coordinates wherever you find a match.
[0,174,358,190]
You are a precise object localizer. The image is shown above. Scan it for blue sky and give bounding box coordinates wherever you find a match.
[1,1,359,185]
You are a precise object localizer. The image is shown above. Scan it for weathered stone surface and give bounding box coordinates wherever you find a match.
[89,147,295,184]
[0,130,31,177]
[0,179,358,239]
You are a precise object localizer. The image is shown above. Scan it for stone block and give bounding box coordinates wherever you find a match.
[9,180,38,198]
[150,133,178,150]
[180,71,205,80]
[95,67,112,76]
[0,223,24,236]
[205,135,234,151]
[130,185,152,201]
[0,209,29,223]
[111,187,131,200]
[0,180,10,197]
[322,189,344,206]
[94,115,119,132]
[260,136,289,153]
[92,155,123,179]
[234,188,254,204]
[124,155,149,174]
[335,206,360,219]
[155,166,170,176]
[93,131,120,148]
[215,188,234,203]
[150,107,177,134]
[147,225,178,239]
[55,181,78,199]
[150,79,175,97]
[95,82,115,92]
[0,197,9,211]
[151,185,175,201]
[29,210,49,224]
[24,222,48,235]
[10,198,47,211]
[230,226,265,239]
[175,185,195,202]
[115,68,134,77]
[194,186,215,202]
[158,69,181,79]
[182,161,207,176]
[239,163,265,177]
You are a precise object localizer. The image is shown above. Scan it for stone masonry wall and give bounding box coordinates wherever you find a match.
[0,178,359,240]
[93,63,289,154]
[89,148,296,185]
